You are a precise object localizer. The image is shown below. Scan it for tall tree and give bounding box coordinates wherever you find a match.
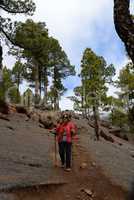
[0,66,13,101]
[114,0,134,63]
[12,60,25,100]
[80,48,115,139]
[11,19,49,106]
[0,0,35,80]
[117,62,134,130]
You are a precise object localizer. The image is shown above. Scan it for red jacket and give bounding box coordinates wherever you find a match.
[56,121,77,143]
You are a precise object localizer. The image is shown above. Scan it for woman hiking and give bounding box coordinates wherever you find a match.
[54,112,77,171]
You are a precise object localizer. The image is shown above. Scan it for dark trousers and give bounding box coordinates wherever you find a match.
[58,141,72,168]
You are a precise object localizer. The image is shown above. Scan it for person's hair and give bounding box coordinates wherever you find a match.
[60,111,72,121]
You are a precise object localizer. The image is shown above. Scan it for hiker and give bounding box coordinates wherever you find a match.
[53,112,77,171]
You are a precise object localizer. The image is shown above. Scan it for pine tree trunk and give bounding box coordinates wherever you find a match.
[82,80,86,117]
[53,92,59,110]
[53,66,58,110]
[82,86,84,117]
[50,96,54,110]
[93,104,99,140]
[0,44,2,70]
[56,98,59,110]
[38,65,42,97]
[17,74,20,103]
[54,94,57,110]
[27,92,30,107]
[44,83,47,105]
[0,44,3,86]
[43,67,48,105]
[39,82,41,97]
[114,0,134,63]
[92,90,99,140]
[35,65,40,106]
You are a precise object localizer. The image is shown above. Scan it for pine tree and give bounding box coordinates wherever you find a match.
[11,19,49,106]
[12,61,25,101]
[117,62,134,131]
[80,48,115,139]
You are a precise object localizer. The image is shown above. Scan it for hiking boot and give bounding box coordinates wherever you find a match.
[65,168,71,172]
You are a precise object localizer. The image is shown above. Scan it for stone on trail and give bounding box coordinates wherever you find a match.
[91,162,96,167]
[79,162,88,169]
[81,188,94,197]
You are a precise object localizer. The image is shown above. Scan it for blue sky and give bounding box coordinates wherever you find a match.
[3,0,133,110]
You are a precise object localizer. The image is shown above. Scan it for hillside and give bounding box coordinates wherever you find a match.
[0,111,134,200]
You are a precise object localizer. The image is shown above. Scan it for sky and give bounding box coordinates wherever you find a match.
[3,0,133,110]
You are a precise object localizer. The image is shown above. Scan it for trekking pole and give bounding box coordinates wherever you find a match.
[54,134,57,167]
[71,130,76,169]
[71,142,73,169]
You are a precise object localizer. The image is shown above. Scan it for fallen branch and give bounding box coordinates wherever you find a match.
[88,119,115,143]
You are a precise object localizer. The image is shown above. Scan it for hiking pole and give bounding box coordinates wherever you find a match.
[54,134,57,167]
[71,142,73,169]
[71,131,76,169]
[50,128,57,167]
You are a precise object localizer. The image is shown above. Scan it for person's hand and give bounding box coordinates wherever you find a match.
[71,129,76,136]
[50,128,57,135]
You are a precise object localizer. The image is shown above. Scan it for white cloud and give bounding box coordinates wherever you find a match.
[59,89,74,110]
[33,0,113,43]
[59,96,74,110]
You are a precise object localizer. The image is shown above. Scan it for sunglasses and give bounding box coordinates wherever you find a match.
[63,116,68,119]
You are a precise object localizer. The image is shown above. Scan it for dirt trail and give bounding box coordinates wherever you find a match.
[0,113,132,199]
[1,142,126,200]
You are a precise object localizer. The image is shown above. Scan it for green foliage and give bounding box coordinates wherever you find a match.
[109,109,128,129]
[67,96,82,112]
[0,66,21,103]
[7,20,75,108]
[116,62,134,132]
[12,60,25,87]
[103,96,124,111]
[68,86,83,111]
[49,37,75,79]
[13,19,49,59]
[1,5,75,109]
[8,86,21,104]
[79,48,115,113]
[0,0,36,101]
[0,66,13,101]
[10,19,49,104]
[117,62,134,106]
